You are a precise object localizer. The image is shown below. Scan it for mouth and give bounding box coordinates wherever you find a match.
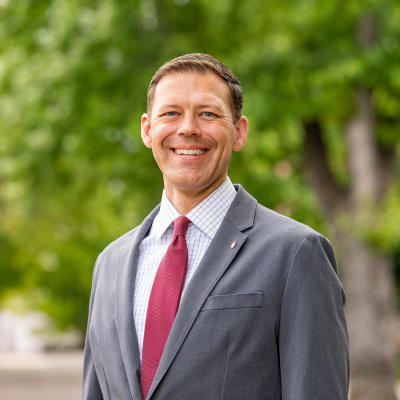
[172,148,208,156]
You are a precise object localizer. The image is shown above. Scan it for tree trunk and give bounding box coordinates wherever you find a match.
[303,91,397,399]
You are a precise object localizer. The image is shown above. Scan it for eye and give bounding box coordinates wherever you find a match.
[202,112,215,118]
[165,111,178,117]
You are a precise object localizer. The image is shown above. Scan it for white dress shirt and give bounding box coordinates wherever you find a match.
[133,177,237,361]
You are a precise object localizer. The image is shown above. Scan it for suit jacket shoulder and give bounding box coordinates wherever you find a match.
[97,204,160,267]
[254,202,315,240]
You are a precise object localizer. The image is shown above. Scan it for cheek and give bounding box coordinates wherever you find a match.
[151,132,168,149]
[154,125,178,147]
[217,132,234,152]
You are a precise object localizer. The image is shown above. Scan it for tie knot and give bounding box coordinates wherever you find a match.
[173,216,191,237]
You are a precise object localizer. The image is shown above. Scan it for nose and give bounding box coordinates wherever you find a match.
[178,113,201,137]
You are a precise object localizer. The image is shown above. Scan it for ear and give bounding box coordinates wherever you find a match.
[141,113,152,149]
[233,116,249,151]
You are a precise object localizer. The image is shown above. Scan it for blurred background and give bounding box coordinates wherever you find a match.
[0,0,399,399]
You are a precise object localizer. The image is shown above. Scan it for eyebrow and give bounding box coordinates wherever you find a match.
[158,104,181,109]
[197,104,225,113]
[157,103,225,113]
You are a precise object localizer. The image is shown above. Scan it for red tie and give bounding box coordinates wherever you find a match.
[140,216,191,399]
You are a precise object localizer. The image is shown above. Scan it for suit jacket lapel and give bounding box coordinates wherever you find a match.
[147,185,257,399]
[115,205,160,400]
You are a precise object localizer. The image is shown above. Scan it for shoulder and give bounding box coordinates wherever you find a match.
[96,226,140,265]
[96,204,161,264]
[254,203,315,242]
[253,203,337,273]
[105,225,141,253]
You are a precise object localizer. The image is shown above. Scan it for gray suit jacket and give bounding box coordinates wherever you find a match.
[82,185,350,400]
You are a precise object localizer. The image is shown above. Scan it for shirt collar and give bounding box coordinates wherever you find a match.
[152,177,237,240]
[152,192,181,239]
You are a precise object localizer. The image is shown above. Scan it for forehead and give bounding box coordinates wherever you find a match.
[152,72,231,109]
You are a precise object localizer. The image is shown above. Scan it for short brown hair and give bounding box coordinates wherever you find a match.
[147,53,243,123]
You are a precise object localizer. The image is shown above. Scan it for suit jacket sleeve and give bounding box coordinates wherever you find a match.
[279,232,350,399]
[82,257,104,400]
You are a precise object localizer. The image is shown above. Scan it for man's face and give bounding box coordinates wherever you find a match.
[141,72,248,196]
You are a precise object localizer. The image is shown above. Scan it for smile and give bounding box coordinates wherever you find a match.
[174,149,207,155]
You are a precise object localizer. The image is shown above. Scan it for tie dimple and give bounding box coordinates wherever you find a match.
[173,216,190,237]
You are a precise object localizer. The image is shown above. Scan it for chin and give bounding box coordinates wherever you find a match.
[173,178,208,190]
[166,173,210,190]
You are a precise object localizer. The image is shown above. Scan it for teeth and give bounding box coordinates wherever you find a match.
[174,149,206,155]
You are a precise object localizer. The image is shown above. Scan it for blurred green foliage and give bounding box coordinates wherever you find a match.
[0,0,399,333]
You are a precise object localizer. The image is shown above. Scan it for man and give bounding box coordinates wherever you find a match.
[83,53,350,400]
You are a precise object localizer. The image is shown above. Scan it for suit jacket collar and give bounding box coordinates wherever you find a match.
[225,184,257,232]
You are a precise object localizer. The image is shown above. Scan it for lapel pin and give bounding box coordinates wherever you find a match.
[230,241,236,249]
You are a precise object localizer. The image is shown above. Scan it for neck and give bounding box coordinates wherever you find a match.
[164,175,227,215]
